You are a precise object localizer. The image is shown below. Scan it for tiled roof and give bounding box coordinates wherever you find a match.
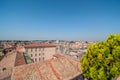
[24,44,56,48]
[0,52,16,79]
[15,46,25,53]
[4,46,15,49]
[11,53,82,80]
[0,51,32,79]
[14,52,26,66]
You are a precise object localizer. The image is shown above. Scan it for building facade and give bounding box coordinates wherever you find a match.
[24,44,56,62]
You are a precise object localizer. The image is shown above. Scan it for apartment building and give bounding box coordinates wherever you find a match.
[24,44,56,62]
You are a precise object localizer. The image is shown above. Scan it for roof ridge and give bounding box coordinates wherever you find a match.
[35,63,45,80]
[60,53,79,62]
[13,52,17,67]
[65,56,81,72]
[46,60,63,80]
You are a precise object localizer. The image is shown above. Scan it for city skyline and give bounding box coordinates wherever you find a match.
[0,0,120,41]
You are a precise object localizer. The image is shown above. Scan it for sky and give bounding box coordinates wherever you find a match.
[0,0,120,41]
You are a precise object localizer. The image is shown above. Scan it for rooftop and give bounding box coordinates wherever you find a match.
[0,51,32,79]
[11,53,82,80]
[0,52,16,79]
[14,52,26,66]
[24,44,56,48]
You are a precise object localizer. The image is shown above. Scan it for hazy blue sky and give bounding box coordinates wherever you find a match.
[0,0,120,41]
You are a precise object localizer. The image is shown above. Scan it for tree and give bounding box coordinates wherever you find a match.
[81,34,120,80]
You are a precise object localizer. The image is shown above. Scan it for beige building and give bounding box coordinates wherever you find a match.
[24,44,56,62]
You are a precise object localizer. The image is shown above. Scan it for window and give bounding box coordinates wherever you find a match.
[35,54,37,56]
[39,53,41,56]
[31,48,33,52]
[32,59,34,62]
[43,53,44,55]
[39,58,40,61]
[35,48,37,52]
[43,57,44,60]
[41,48,44,51]
[2,67,6,72]
[31,54,33,57]
[39,48,41,51]
[35,58,37,61]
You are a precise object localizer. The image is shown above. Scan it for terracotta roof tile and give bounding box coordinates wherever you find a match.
[51,56,80,79]
[0,53,16,79]
[24,44,56,48]
[37,61,58,80]
[4,46,15,49]
[12,63,41,80]
[15,46,25,53]
[11,53,82,80]
[15,52,26,66]
[46,61,62,80]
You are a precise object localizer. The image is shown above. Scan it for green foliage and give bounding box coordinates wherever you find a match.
[81,34,120,80]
